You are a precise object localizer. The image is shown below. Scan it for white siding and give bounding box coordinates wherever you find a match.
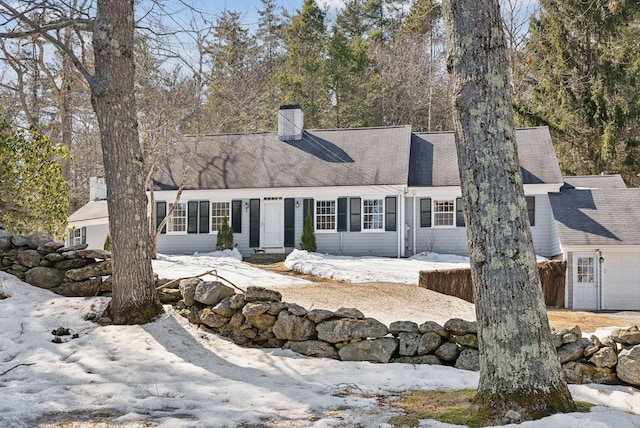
[85,224,109,250]
[530,195,560,257]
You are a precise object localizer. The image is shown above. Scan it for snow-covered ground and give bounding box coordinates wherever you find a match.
[0,251,639,427]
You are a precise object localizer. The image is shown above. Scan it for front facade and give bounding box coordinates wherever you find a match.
[150,107,564,259]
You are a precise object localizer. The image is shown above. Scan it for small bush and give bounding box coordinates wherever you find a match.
[300,202,316,252]
[103,234,111,251]
[216,217,234,251]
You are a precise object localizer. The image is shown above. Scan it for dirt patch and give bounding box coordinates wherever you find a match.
[250,263,632,331]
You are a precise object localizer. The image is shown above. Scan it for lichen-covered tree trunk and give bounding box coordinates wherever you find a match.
[442,0,575,421]
[90,0,162,324]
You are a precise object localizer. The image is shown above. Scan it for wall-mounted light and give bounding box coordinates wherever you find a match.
[295,201,300,208]
[244,202,249,212]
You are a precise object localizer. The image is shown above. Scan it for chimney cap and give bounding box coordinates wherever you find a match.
[279,104,302,110]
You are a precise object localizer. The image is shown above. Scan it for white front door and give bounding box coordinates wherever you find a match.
[263,199,284,249]
[574,254,598,310]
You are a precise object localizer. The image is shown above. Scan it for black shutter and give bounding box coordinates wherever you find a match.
[337,197,347,232]
[199,201,209,233]
[284,198,295,247]
[187,201,198,233]
[81,227,86,244]
[350,197,361,232]
[231,200,242,233]
[420,198,431,228]
[249,199,260,248]
[385,196,397,231]
[156,201,167,234]
[456,197,465,227]
[526,196,535,226]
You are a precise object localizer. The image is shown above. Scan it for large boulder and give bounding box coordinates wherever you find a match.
[272,311,317,341]
[589,346,618,368]
[211,297,237,318]
[56,278,102,297]
[16,249,41,268]
[10,235,28,248]
[194,281,234,306]
[455,348,480,371]
[244,286,282,303]
[316,318,388,344]
[26,231,53,249]
[76,249,111,259]
[65,260,112,281]
[617,345,640,386]
[286,340,339,360]
[53,257,95,271]
[556,339,588,364]
[563,362,619,385]
[242,303,277,330]
[179,278,201,306]
[397,332,421,356]
[417,332,442,355]
[338,337,398,363]
[389,321,420,336]
[200,308,231,329]
[435,342,460,362]
[444,318,477,335]
[419,321,448,337]
[611,326,640,346]
[24,267,65,289]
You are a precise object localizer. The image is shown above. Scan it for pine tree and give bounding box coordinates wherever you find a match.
[517,0,640,186]
[299,205,316,252]
[103,234,111,251]
[216,217,235,251]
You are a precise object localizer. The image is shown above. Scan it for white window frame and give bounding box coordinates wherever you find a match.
[315,199,336,232]
[69,228,84,245]
[167,202,187,234]
[433,199,455,227]
[362,198,384,231]
[576,256,595,283]
[210,201,231,233]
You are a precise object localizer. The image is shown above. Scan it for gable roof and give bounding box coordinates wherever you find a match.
[409,127,563,186]
[153,126,413,190]
[549,188,640,246]
[562,174,627,189]
[68,200,109,222]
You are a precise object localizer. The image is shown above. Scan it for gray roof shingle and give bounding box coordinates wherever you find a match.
[549,189,640,246]
[409,127,563,186]
[562,174,627,189]
[154,126,413,190]
[153,125,562,191]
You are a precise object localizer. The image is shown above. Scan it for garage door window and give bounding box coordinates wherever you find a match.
[577,257,595,283]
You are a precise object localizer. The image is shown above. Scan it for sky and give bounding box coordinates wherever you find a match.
[0,249,639,427]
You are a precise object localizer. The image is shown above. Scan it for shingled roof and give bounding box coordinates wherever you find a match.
[562,174,627,189]
[153,126,413,190]
[153,125,562,191]
[409,127,563,186]
[549,188,640,246]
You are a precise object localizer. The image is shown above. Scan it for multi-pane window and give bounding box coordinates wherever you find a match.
[433,200,455,226]
[211,202,230,232]
[69,228,85,245]
[316,200,336,231]
[577,257,595,283]
[168,203,187,233]
[363,199,383,230]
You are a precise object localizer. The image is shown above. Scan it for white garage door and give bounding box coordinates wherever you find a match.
[603,252,640,310]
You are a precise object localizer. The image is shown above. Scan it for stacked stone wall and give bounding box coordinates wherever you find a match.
[0,230,112,297]
[2,229,639,388]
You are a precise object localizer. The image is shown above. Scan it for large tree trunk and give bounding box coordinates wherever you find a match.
[442,0,575,421]
[90,0,162,324]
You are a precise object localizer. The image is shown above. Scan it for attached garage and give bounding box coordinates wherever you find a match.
[601,251,640,310]
[550,185,640,310]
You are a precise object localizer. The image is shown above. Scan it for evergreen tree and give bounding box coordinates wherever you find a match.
[299,204,316,252]
[103,234,111,251]
[518,0,640,186]
[277,0,331,128]
[216,217,235,251]
[0,119,69,238]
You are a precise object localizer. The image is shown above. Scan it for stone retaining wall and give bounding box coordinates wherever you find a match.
[2,229,639,388]
[174,278,640,388]
[0,230,113,297]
